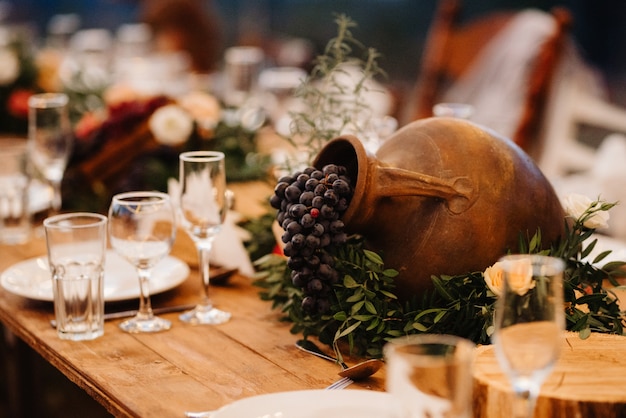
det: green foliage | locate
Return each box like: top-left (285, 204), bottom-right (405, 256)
top-left (254, 198), bottom-right (626, 359)
top-left (286, 13), bottom-right (386, 162)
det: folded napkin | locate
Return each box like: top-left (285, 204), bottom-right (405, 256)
top-left (168, 178), bottom-right (255, 277)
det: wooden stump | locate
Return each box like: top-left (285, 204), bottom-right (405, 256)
top-left (473, 332), bottom-right (626, 417)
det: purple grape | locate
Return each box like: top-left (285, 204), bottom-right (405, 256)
top-left (285, 185), bottom-right (301, 202)
top-left (274, 181), bottom-right (289, 197)
top-left (300, 213), bottom-right (315, 228)
top-left (323, 164), bottom-right (338, 175)
top-left (289, 203), bottom-right (307, 218)
top-left (305, 178), bottom-right (319, 191)
top-left (291, 233), bottom-right (305, 249)
top-left (299, 191), bottom-right (314, 206)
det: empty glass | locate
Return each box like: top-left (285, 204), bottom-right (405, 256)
top-left (492, 254), bottom-right (565, 418)
top-left (385, 334), bottom-right (475, 418)
top-left (178, 151), bottom-right (230, 325)
top-left (28, 92), bottom-right (72, 215)
top-left (108, 191), bottom-right (176, 333)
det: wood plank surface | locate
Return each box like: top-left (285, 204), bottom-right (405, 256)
top-left (0, 182), bottom-right (385, 417)
top-left (473, 332), bottom-right (626, 418)
top-left (2, 180), bottom-right (626, 417)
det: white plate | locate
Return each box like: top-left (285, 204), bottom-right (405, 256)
top-left (0, 250), bottom-right (189, 302)
top-left (210, 390), bottom-right (405, 418)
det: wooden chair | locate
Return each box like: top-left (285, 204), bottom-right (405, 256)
top-left (408, 0), bottom-right (572, 158)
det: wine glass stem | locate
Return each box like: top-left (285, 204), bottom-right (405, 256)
top-left (136, 268), bottom-right (154, 318)
top-left (50, 179), bottom-right (62, 214)
top-left (512, 388), bottom-right (537, 418)
top-left (197, 243), bottom-right (213, 308)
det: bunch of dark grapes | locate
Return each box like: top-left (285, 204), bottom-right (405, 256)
top-left (270, 164), bottom-right (354, 315)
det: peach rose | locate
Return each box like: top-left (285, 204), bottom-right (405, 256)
top-left (178, 91), bottom-right (221, 136)
top-left (0, 48), bottom-right (19, 85)
top-left (484, 258), bottom-right (535, 297)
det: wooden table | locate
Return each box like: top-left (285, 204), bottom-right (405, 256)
top-left (3, 180), bottom-right (626, 417)
top-left (473, 332), bottom-right (626, 417)
top-left (0, 181), bottom-right (385, 417)
top-left (0, 236), bottom-right (385, 417)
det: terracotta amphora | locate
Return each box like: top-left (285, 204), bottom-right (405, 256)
top-left (313, 117), bottom-right (565, 298)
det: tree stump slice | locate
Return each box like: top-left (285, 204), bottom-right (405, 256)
top-left (473, 332), bottom-right (626, 417)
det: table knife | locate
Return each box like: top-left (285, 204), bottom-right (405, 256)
top-left (49, 303), bottom-right (197, 328)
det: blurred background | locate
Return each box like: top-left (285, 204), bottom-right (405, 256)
top-left (1, 1), bottom-right (626, 417)
top-left (4, 0), bottom-right (626, 98)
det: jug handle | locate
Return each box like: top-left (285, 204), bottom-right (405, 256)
top-left (375, 165), bottom-right (476, 214)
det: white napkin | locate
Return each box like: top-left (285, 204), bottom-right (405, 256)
top-left (168, 178), bottom-right (255, 277)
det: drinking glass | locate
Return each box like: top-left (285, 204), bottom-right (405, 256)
top-left (492, 254), bottom-right (565, 418)
top-left (178, 151), bottom-right (230, 324)
top-left (28, 93), bottom-right (73, 214)
top-left (108, 191), bottom-right (176, 333)
top-left (44, 212), bottom-right (107, 341)
top-left (384, 334), bottom-right (475, 418)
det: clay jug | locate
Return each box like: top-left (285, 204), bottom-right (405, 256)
top-left (313, 117), bottom-right (565, 298)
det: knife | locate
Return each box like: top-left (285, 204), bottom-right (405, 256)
top-left (50, 303), bottom-right (197, 328)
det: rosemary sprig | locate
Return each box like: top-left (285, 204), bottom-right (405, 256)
top-left (286, 13), bottom-right (386, 163)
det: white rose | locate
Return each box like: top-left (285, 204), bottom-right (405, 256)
top-left (562, 193), bottom-right (609, 229)
top-left (148, 104), bottom-right (194, 146)
top-left (484, 259), bottom-right (535, 297)
top-left (0, 48), bottom-right (20, 86)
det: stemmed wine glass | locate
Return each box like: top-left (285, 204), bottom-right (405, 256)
top-left (28, 93), bottom-right (73, 215)
top-left (492, 254), bottom-right (565, 418)
top-left (108, 191), bottom-right (176, 333)
top-left (178, 151), bottom-right (230, 324)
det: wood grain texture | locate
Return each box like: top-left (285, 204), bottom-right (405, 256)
top-left (473, 332), bottom-right (626, 418)
top-left (0, 183), bottom-right (384, 417)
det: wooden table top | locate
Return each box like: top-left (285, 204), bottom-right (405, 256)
top-left (3, 180), bottom-right (626, 417)
top-left (0, 181), bottom-right (385, 417)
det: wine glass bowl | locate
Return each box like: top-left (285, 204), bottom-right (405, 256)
top-left (108, 191), bottom-right (176, 333)
top-left (178, 151), bottom-right (230, 325)
top-left (28, 93), bottom-right (73, 214)
top-left (492, 254), bottom-right (565, 418)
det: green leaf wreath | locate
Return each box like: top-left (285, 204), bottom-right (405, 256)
top-left (254, 197), bottom-right (626, 360)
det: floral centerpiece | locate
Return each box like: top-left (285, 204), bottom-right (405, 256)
top-left (0, 26), bottom-right (40, 134)
top-left (62, 83), bottom-right (270, 212)
top-left (253, 15), bottom-right (626, 361)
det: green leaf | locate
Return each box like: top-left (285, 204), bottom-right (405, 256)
top-left (412, 322), bottom-right (429, 332)
top-left (343, 275), bottom-right (359, 288)
top-left (579, 327), bottom-right (592, 339)
top-left (351, 300), bottom-right (365, 314)
top-left (363, 249), bottom-right (383, 264)
top-left (333, 311), bottom-right (348, 321)
top-left (364, 300), bottom-right (377, 314)
top-left (336, 321), bottom-right (362, 339)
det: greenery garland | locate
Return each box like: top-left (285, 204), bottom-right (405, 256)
top-left (247, 14), bottom-right (626, 361)
top-left (254, 199), bottom-right (626, 360)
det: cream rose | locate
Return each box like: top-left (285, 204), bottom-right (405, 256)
top-left (484, 259), bottom-right (535, 297)
top-left (562, 193), bottom-right (609, 229)
top-left (0, 48), bottom-right (20, 86)
top-left (148, 104), bottom-right (194, 146)
top-left (178, 91), bottom-right (221, 134)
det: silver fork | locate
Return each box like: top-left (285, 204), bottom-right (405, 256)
top-left (325, 376), bottom-right (353, 390)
